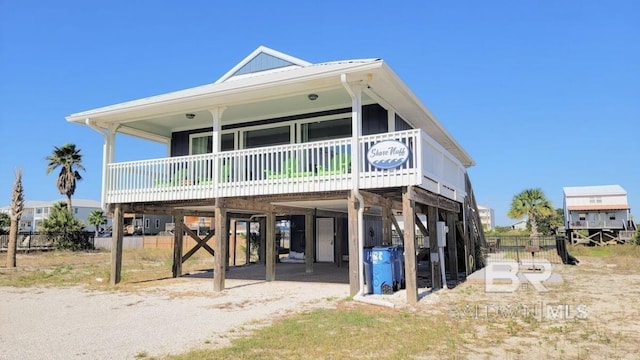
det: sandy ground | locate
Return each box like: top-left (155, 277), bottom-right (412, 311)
top-left (369, 255), bottom-right (640, 359)
top-left (2, 256), bottom-right (640, 359)
top-left (0, 274), bottom-right (348, 360)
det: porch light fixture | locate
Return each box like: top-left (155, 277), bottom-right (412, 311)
top-left (185, 113), bottom-right (196, 119)
top-left (307, 93), bottom-right (318, 101)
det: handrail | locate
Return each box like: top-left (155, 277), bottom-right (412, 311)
top-left (103, 129), bottom-right (466, 204)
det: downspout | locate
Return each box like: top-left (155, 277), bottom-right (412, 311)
top-left (341, 74), bottom-right (394, 308)
top-left (84, 118), bottom-right (110, 211)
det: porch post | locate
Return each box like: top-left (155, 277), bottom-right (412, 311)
top-left (305, 213), bottom-right (314, 273)
top-left (402, 189), bottom-right (418, 304)
top-left (382, 205), bottom-right (392, 245)
top-left (427, 205), bottom-right (442, 290)
top-left (348, 192), bottom-right (359, 296)
top-left (209, 107), bottom-right (226, 153)
top-left (245, 221), bottom-right (251, 265)
top-left (229, 219), bottom-right (237, 267)
top-left (213, 205), bottom-right (228, 292)
top-left (387, 109), bottom-right (395, 132)
top-left (225, 216), bottom-right (231, 270)
top-left (259, 217), bottom-right (266, 265)
top-left (110, 203), bottom-right (124, 286)
top-left (172, 212), bottom-right (184, 278)
top-left (266, 211), bottom-right (276, 281)
top-left (446, 212), bottom-right (459, 284)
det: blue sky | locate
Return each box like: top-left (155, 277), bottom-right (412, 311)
top-left (1, 1), bottom-right (638, 226)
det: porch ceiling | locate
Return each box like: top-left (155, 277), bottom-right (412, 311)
top-left (120, 87), bottom-right (367, 138)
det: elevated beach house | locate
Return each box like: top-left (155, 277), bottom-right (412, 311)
top-left (67, 46), bottom-right (485, 303)
top-left (563, 185), bottom-right (636, 245)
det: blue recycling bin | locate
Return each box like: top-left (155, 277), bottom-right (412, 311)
top-left (372, 246), bottom-right (395, 294)
top-left (393, 246), bottom-right (405, 290)
top-left (363, 247), bottom-right (374, 295)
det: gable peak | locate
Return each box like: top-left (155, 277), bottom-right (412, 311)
top-left (215, 46), bottom-right (311, 84)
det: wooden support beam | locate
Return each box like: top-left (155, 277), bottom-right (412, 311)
top-left (225, 216), bottom-right (231, 270)
top-left (229, 219), bottom-right (237, 267)
top-left (402, 188), bottom-right (418, 304)
top-left (427, 205), bottom-right (442, 291)
top-left (172, 213), bottom-right (184, 278)
top-left (245, 221), bottom-right (251, 265)
top-left (305, 213), bottom-right (314, 273)
top-left (457, 220), bottom-right (472, 276)
top-left (390, 214), bottom-right (404, 244)
top-left (266, 212), bottom-right (276, 281)
top-left (181, 229), bottom-right (215, 263)
top-left (348, 192), bottom-right (360, 296)
top-left (110, 204), bottom-right (124, 286)
top-left (335, 217), bottom-right (344, 268)
top-left (219, 198), bottom-right (274, 213)
top-left (415, 213), bottom-right (429, 238)
top-left (446, 212), bottom-right (458, 283)
top-left (409, 186), bottom-right (461, 213)
top-left (213, 206), bottom-right (228, 292)
top-left (252, 191), bottom-right (349, 203)
top-left (259, 217), bottom-right (266, 265)
top-left (382, 205), bottom-right (392, 245)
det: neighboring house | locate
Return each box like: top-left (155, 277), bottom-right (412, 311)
top-left (477, 205), bottom-right (495, 231)
top-left (0, 199), bottom-right (106, 233)
top-left (563, 185), bottom-right (636, 245)
top-left (510, 219), bottom-right (528, 231)
top-left (122, 213), bottom-right (173, 235)
top-left (66, 46), bottom-right (484, 303)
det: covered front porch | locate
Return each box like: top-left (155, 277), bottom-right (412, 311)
top-left (104, 129), bottom-right (465, 204)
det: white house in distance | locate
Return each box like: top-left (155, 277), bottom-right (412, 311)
top-left (65, 46), bottom-right (486, 304)
top-left (477, 205), bottom-right (495, 231)
top-left (0, 199), bottom-right (104, 233)
top-left (510, 219), bottom-right (528, 231)
top-left (563, 185), bottom-right (636, 245)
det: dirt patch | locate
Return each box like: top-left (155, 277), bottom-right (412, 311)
top-left (0, 276), bottom-right (348, 360)
top-left (421, 256), bottom-right (640, 359)
top-left (2, 251), bottom-right (639, 359)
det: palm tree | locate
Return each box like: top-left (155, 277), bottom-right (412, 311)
top-left (508, 188), bottom-right (555, 238)
top-left (7, 169), bottom-right (24, 267)
top-left (88, 209), bottom-right (107, 238)
top-left (39, 202), bottom-right (86, 250)
top-left (46, 144), bottom-right (85, 212)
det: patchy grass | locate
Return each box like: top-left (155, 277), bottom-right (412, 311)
top-left (0, 248), bottom-right (215, 289)
top-left (165, 304), bottom-right (471, 360)
top-left (3, 245), bottom-right (640, 359)
top-left (569, 244), bottom-right (640, 271)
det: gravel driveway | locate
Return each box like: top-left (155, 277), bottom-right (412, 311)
top-left (0, 275), bottom-right (348, 359)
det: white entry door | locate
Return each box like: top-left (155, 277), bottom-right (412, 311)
top-left (316, 218), bottom-right (334, 262)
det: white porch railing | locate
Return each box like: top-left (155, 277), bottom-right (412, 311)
top-left (105, 129), bottom-right (465, 204)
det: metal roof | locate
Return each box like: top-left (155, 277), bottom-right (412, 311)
top-left (66, 46), bottom-right (475, 167)
top-left (563, 185), bottom-right (627, 197)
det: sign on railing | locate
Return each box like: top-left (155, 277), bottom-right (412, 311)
top-left (104, 129), bottom-right (465, 203)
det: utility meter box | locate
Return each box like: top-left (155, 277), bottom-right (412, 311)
top-left (436, 221), bottom-right (448, 247)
